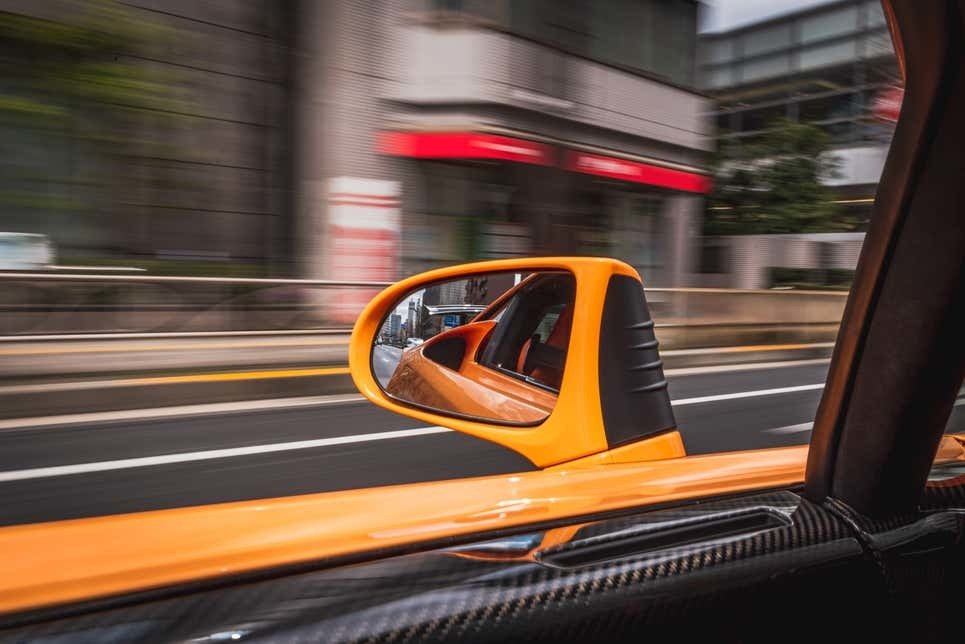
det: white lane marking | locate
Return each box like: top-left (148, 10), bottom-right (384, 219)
top-left (0, 383), bottom-right (830, 481)
top-left (0, 330), bottom-right (344, 342)
top-left (0, 395), bottom-right (367, 432)
top-left (0, 426), bottom-right (451, 483)
top-left (665, 358), bottom-right (829, 378)
top-left (765, 422), bottom-right (814, 435)
top-left (670, 383), bottom-right (824, 406)
top-left (764, 394), bottom-right (965, 435)
top-left (1, 381), bottom-right (833, 432)
top-left (663, 342), bottom-right (834, 356)
top-left (0, 356), bottom-right (826, 395)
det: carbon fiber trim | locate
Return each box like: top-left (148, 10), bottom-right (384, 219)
top-left (819, 476), bottom-right (965, 634)
top-left (0, 491), bottom-right (876, 642)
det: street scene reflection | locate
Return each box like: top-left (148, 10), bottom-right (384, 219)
top-left (375, 272), bottom-right (574, 424)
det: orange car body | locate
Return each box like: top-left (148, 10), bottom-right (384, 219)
top-left (2, 434), bottom-right (960, 616)
top-left (385, 319), bottom-right (557, 424)
top-left (0, 444), bottom-right (812, 615)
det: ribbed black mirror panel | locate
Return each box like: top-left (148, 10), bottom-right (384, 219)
top-left (598, 275), bottom-right (676, 447)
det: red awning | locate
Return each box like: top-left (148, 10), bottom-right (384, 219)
top-left (378, 132), bottom-right (553, 166)
top-left (564, 151), bottom-right (712, 194)
top-left (378, 131), bottom-right (711, 193)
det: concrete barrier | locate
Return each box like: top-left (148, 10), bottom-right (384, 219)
top-left (648, 287), bottom-right (846, 349)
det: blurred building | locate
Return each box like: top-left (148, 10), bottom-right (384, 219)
top-left (698, 0), bottom-right (899, 221)
top-left (298, 0), bottom-right (713, 288)
top-left (0, 1), bottom-right (295, 275)
top-left (2, 0), bottom-right (712, 288)
top-left (695, 0), bottom-right (899, 288)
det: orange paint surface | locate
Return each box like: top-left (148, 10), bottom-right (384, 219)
top-left (0, 444), bottom-right (808, 616)
top-left (553, 430), bottom-right (687, 467)
top-left (385, 320), bottom-right (556, 424)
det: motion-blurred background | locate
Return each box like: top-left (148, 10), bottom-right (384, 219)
top-left (2, 1), bottom-right (941, 528)
top-left (1, 0), bottom-right (897, 283)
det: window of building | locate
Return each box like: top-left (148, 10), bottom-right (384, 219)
top-left (799, 5), bottom-right (859, 44)
top-left (864, 0), bottom-right (887, 28)
top-left (741, 23), bottom-right (791, 58)
top-left (741, 53), bottom-right (790, 83)
top-left (862, 31), bottom-right (894, 59)
top-left (700, 37), bottom-right (735, 65)
top-left (508, 0), bottom-right (590, 53)
top-left (799, 40), bottom-right (857, 71)
top-left (424, 0), bottom-right (699, 87)
top-left (706, 65), bottom-right (735, 89)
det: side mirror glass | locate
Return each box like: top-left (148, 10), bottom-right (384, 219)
top-left (373, 271), bottom-right (575, 425)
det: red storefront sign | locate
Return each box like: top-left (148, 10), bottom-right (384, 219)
top-left (379, 131), bottom-right (712, 193)
top-left (378, 131), bottom-right (553, 166)
top-left (564, 151), bottom-right (712, 194)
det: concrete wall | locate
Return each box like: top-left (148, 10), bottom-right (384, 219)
top-left (697, 233), bottom-right (866, 289)
top-left (649, 287), bottom-right (848, 348)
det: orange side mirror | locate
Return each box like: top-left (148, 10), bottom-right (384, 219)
top-left (350, 257), bottom-right (681, 468)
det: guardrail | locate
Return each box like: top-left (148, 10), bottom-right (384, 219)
top-left (0, 273), bottom-right (848, 345)
top-left (0, 272), bottom-right (393, 336)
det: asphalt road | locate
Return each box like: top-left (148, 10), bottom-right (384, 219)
top-left (373, 343), bottom-right (403, 387)
top-left (1, 359), bottom-right (962, 527)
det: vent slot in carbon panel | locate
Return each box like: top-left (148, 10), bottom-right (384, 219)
top-left (598, 274), bottom-right (676, 447)
top-left (538, 510), bottom-right (790, 569)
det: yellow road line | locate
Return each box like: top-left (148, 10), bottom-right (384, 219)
top-left (0, 368), bottom-right (352, 394)
top-left (31, 367), bottom-right (353, 390)
top-left (711, 343), bottom-right (832, 353)
top-left (134, 367), bottom-right (351, 386)
top-left (0, 338), bottom-right (348, 356)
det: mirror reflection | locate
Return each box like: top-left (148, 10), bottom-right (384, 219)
top-left (373, 271), bottom-right (575, 425)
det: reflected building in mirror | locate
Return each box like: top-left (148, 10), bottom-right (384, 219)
top-left (389, 313), bottom-right (402, 343)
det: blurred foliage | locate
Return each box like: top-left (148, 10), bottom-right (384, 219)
top-left (706, 119), bottom-right (859, 235)
top-left (0, 2), bottom-right (182, 129)
top-left (0, 1), bottom-right (186, 205)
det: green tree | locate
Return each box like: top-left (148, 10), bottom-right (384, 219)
top-left (705, 119), bottom-right (858, 235)
top-left (0, 1), bottom-right (185, 221)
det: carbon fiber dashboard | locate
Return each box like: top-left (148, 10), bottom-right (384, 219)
top-left (0, 490), bottom-right (889, 643)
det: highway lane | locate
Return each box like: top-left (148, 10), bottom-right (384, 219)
top-left (373, 343), bottom-right (403, 387)
top-left (0, 359), bottom-right (961, 527)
